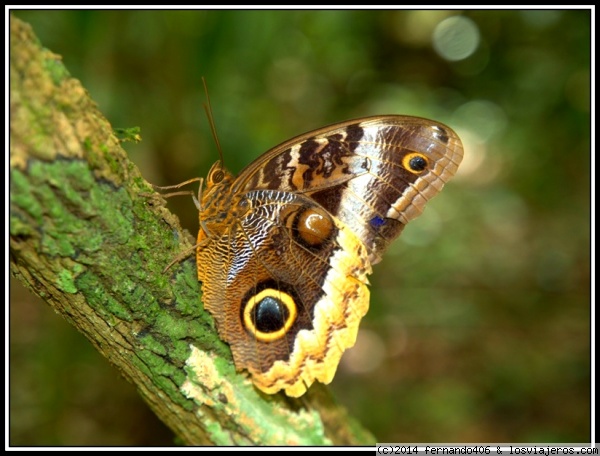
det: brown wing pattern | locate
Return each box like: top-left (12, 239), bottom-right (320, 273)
top-left (194, 115), bottom-right (463, 396)
top-left (234, 116), bottom-right (463, 263)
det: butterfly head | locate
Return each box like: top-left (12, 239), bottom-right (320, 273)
top-left (197, 161), bottom-right (243, 239)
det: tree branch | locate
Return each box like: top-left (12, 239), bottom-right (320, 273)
top-left (9, 15), bottom-right (375, 446)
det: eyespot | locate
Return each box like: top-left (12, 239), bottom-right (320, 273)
top-left (243, 289), bottom-right (297, 342)
top-left (294, 207), bottom-right (334, 248)
top-left (402, 152), bottom-right (429, 174)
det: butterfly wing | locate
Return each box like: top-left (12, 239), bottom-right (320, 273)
top-left (196, 116), bottom-right (463, 396)
top-left (232, 116), bottom-right (464, 263)
top-left (198, 190), bottom-right (371, 397)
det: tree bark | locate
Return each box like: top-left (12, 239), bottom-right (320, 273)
top-left (9, 15), bottom-right (376, 446)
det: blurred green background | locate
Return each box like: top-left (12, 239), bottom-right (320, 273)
top-left (10, 10), bottom-right (591, 445)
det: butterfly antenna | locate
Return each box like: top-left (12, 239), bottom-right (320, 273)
top-left (202, 77), bottom-right (224, 167)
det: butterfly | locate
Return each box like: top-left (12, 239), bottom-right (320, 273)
top-left (192, 115), bottom-right (463, 397)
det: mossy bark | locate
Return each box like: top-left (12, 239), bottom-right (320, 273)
top-left (9, 15), bottom-right (376, 446)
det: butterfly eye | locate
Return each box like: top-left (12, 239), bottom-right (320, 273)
top-left (402, 152), bottom-right (429, 174)
top-left (211, 169), bottom-right (225, 183)
top-left (243, 289), bottom-right (297, 342)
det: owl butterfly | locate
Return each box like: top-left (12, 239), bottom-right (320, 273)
top-left (194, 115), bottom-right (463, 397)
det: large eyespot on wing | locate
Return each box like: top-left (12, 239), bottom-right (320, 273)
top-left (197, 190), bottom-right (372, 397)
top-left (231, 116), bottom-right (463, 264)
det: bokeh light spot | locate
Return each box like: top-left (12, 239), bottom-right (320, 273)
top-left (433, 16), bottom-right (480, 61)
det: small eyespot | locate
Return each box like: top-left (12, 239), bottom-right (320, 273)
top-left (402, 152), bottom-right (429, 174)
top-left (370, 215), bottom-right (386, 228)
